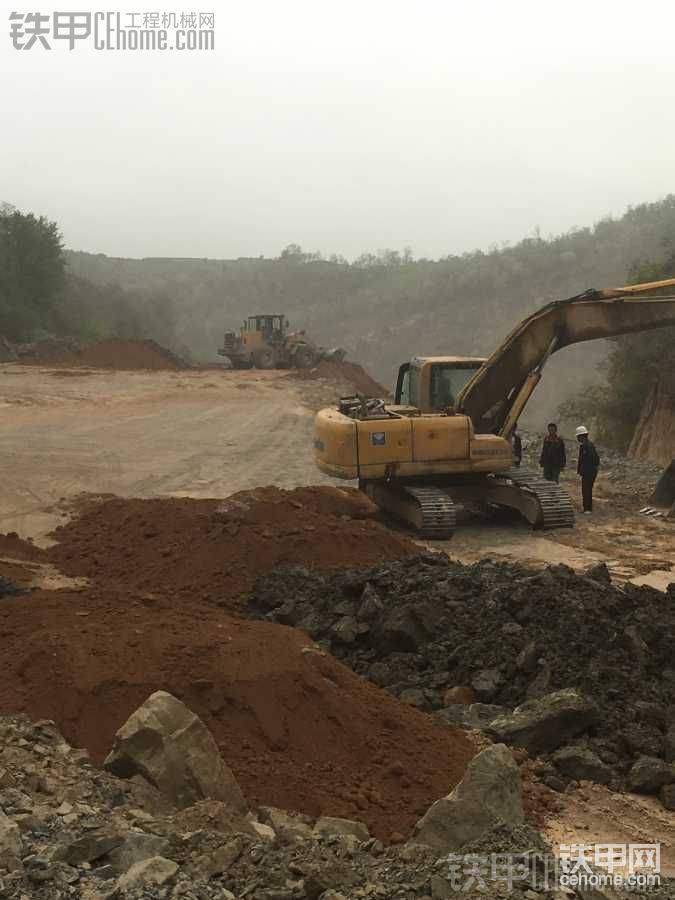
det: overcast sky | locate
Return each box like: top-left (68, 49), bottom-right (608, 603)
top-left (2, 0), bottom-right (675, 259)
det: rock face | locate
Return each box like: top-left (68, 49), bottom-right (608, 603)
top-left (488, 689), bottom-right (598, 755)
top-left (413, 744), bottom-right (523, 852)
top-left (104, 691), bottom-right (247, 811)
top-left (628, 379), bottom-right (675, 468)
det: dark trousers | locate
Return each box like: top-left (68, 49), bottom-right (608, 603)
top-left (543, 465), bottom-right (560, 483)
top-left (581, 473), bottom-right (597, 511)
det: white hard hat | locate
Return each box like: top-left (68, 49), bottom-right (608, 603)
top-left (575, 425), bottom-right (589, 436)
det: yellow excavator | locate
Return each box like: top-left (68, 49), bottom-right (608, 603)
top-left (313, 278), bottom-right (675, 538)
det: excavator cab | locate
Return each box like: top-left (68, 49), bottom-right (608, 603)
top-left (395, 357), bottom-right (486, 413)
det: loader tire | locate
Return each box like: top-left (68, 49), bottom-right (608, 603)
top-left (293, 346), bottom-right (317, 369)
top-left (231, 357), bottom-right (253, 370)
top-left (253, 348), bottom-right (277, 369)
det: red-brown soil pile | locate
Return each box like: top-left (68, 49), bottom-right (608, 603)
top-left (48, 486), bottom-right (417, 610)
top-left (0, 531), bottom-right (45, 562)
top-left (293, 360), bottom-right (389, 397)
top-left (0, 488), bottom-right (476, 841)
top-left (0, 589), bottom-right (475, 841)
top-left (24, 337), bottom-right (188, 371)
top-left (0, 531), bottom-right (46, 587)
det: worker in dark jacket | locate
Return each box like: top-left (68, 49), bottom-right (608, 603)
top-left (539, 423), bottom-right (566, 482)
top-left (576, 425), bottom-right (600, 513)
top-left (512, 425), bottom-right (522, 467)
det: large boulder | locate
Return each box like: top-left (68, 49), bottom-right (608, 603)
top-left (104, 691), bottom-right (247, 811)
top-left (488, 689), bottom-right (598, 754)
top-left (57, 830), bottom-right (123, 865)
top-left (108, 832), bottom-right (171, 874)
top-left (313, 816), bottom-right (370, 842)
top-left (552, 745), bottom-right (612, 785)
top-left (371, 605), bottom-right (431, 653)
top-left (413, 744), bottom-right (523, 852)
top-left (627, 756), bottom-right (675, 794)
top-left (257, 806), bottom-right (314, 844)
top-left (117, 855), bottom-right (178, 890)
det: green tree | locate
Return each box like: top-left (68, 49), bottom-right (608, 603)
top-left (0, 205), bottom-right (65, 340)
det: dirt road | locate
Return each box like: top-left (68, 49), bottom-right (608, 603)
top-left (0, 365), bottom-right (333, 542)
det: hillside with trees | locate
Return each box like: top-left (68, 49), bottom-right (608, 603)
top-left (64, 194), bottom-right (675, 425)
top-left (3, 196), bottom-right (675, 436)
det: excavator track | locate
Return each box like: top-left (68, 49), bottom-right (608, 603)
top-left (364, 482), bottom-right (456, 539)
top-left (493, 467), bottom-right (575, 529)
top-left (404, 486), bottom-right (457, 539)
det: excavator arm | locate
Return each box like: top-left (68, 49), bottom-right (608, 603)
top-left (456, 277), bottom-right (675, 437)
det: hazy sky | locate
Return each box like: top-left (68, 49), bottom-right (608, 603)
top-left (3, 0), bottom-right (675, 259)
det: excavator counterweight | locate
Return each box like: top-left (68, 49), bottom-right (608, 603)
top-left (313, 278), bottom-right (675, 538)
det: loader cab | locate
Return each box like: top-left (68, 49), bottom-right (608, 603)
top-left (245, 314), bottom-right (288, 339)
top-left (396, 356), bottom-right (486, 413)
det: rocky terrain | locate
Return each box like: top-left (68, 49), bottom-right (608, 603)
top-left (2, 697), bottom-right (673, 900)
top-left (251, 554), bottom-right (675, 803)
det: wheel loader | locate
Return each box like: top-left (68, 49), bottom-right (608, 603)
top-left (313, 278), bottom-right (675, 538)
top-left (218, 313), bottom-right (345, 370)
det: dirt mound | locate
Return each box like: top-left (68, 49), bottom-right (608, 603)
top-left (0, 530), bottom-right (45, 561)
top-left (23, 337), bottom-right (189, 371)
top-left (293, 359), bottom-right (389, 397)
top-left (48, 486), bottom-right (417, 610)
top-left (0, 590), bottom-right (476, 842)
top-left (251, 554), bottom-right (675, 791)
top-left (0, 531), bottom-right (46, 588)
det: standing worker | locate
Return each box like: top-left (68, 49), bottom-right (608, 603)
top-left (512, 425), bottom-right (522, 467)
top-left (539, 423), bottom-right (566, 483)
top-left (576, 425), bottom-right (600, 514)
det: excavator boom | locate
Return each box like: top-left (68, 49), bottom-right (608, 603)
top-left (457, 277), bottom-right (675, 436)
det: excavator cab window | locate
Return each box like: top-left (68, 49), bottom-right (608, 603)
top-left (395, 363), bottom-right (420, 406)
top-left (429, 364), bottom-right (482, 411)
top-left (396, 363), bottom-right (411, 404)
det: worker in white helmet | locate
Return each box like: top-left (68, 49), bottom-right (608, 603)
top-left (576, 426), bottom-right (600, 514)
